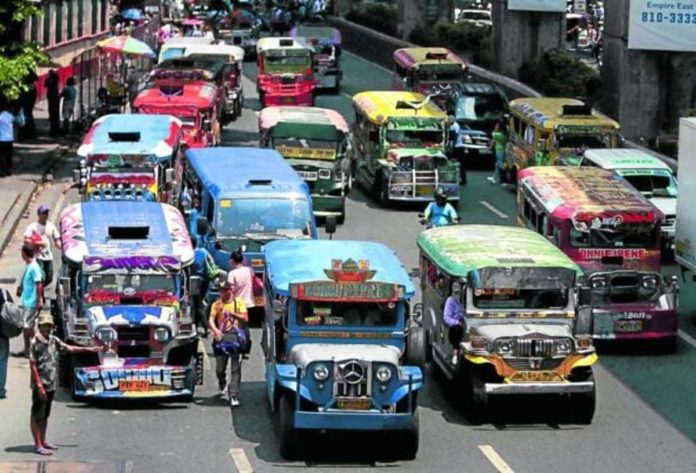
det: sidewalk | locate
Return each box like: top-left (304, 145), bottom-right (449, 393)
top-left (0, 100), bottom-right (75, 256)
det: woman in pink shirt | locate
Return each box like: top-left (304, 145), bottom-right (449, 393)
top-left (227, 249), bottom-right (254, 309)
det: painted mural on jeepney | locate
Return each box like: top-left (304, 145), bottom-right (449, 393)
top-left (83, 255), bottom-right (182, 273)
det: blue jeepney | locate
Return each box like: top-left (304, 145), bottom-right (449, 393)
top-left (75, 114), bottom-right (184, 204)
top-left (183, 147), bottom-right (318, 307)
top-left (56, 202), bottom-right (203, 400)
top-left (262, 240), bottom-right (423, 460)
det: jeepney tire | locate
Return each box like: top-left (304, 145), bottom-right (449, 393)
top-left (406, 326), bottom-right (427, 370)
top-left (463, 366), bottom-right (488, 425)
top-left (571, 374), bottom-right (596, 425)
top-left (656, 336), bottom-right (677, 354)
top-left (278, 392), bottom-right (302, 460)
top-left (400, 407), bottom-right (420, 460)
top-left (379, 181), bottom-right (391, 207)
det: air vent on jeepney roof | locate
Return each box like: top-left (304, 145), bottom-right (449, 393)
top-left (108, 131), bottom-right (141, 142)
top-left (279, 39), bottom-right (294, 47)
top-left (425, 52), bottom-right (448, 60)
top-left (107, 226), bottom-right (150, 240)
top-left (562, 104), bottom-right (592, 116)
top-left (248, 179), bottom-right (273, 186)
top-left (158, 84), bottom-right (184, 97)
top-left (496, 258), bottom-right (535, 264)
top-left (395, 100), bottom-right (422, 110)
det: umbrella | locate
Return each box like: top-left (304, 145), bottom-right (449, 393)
top-left (98, 35), bottom-right (156, 58)
top-left (121, 8), bottom-right (144, 21)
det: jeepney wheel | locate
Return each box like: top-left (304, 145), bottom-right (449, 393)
top-left (278, 392), bottom-right (302, 460)
top-left (406, 326), bottom-right (427, 370)
top-left (503, 165), bottom-right (516, 185)
top-left (656, 336), bottom-right (677, 354)
top-left (570, 373), bottom-right (596, 425)
top-left (400, 407), bottom-right (420, 460)
top-left (463, 365), bottom-right (488, 425)
top-left (379, 181), bottom-right (390, 207)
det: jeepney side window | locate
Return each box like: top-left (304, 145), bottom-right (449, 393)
top-left (426, 260), bottom-right (445, 296)
top-left (206, 197), bottom-right (215, 224)
top-left (538, 212), bottom-right (548, 235)
top-left (523, 122), bottom-right (535, 145)
top-left (368, 124), bottom-right (380, 144)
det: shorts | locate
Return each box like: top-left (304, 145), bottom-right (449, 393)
top-left (22, 307), bottom-right (39, 330)
top-left (31, 388), bottom-right (55, 419)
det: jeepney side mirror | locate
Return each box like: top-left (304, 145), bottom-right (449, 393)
top-left (59, 276), bottom-right (71, 299)
top-left (202, 119), bottom-right (212, 131)
top-left (272, 299), bottom-right (286, 321)
top-left (325, 216), bottom-right (337, 238)
top-left (196, 216), bottom-right (209, 236)
top-left (577, 285), bottom-right (592, 307)
top-left (165, 168), bottom-right (175, 184)
top-left (537, 138), bottom-right (547, 152)
top-left (189, 275), bottom-right (201, 297)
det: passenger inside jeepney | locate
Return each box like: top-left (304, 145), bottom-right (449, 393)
top-left (297, 302), bottom-right (397, 326)
top-left (555, 133), bottom-right (610, 150)
top-left (386, 129), bottom-right (443, 148)
top-left (472, 287), bottom-right (568, 310)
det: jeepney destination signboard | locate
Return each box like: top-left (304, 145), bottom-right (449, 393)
top-left (290, 281), bottom-right (401, 302)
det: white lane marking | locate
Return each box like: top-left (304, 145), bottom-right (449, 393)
top-left (229, 448), bottom-right (254, 473)
top-left (480, 200), bottom-right (509, 219)
top-left (340, 91), bottom-right (353, 101)
top-left (345, 50), bottom-right (393, 75)
top-left (678, 329), bottom-right (696, 349)
top-left (478, 445), bottom-right (514, 473)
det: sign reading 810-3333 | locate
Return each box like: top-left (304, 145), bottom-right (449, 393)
top-left (629, 0), bottom-right (696, 51)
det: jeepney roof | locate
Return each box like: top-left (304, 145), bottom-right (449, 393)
top-left (156, 57), bottom-right (227, 76)
top-left (77, 114), bottom-right (182, 161)
top-left (257, 37), bottom-right (314, 53)
top-left (162, 36), bottom-right (214, 47)
top-left (582, 148), bottom-right (672, 171)
top-left (60, 201), bottom-right (193, 267)
top-left (290, 25), bottom-right (341, 45)
top-left (183, 43), bottom-right (245, 62)
top-left (352, 91), bottom-right (447, 125)
top-left (393, 47), bottom-right (466, 69)
top-left (133, 82), bottom-right (218, 110)
top-left (517, 166), bottom-right (660, 220)
top-left (259, 106), bottom-right (349, 134)
top-left (264, 240), bottom-right (415, 298)
top-left (417, 225), bottom-right (582, 278)
top-left (508, 97), bottom-right (619, 130)
top-left (184, 147), bottom-right (308, 199)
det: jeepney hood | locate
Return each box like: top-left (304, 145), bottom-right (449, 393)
top-left (474, 323), bottom-right (574, 342)
top-left (86, 305), bottom-right (177, 330)
top-left (651, 196), bottom-right (676, 218)
top-left (383, 147), bottom-right (447, 167)
top-left (290, 158), bottom-right (337, 169)
top-left (288, 343), bottom-right (401, 370)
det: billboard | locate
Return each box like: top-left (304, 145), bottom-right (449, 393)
top-left (629, 0), bottom-right (696, 51)
top-left (508, 0), bottom-right (566, 12)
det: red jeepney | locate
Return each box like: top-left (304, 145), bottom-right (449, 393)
top-left (256, 37), bottom-right (315, 107)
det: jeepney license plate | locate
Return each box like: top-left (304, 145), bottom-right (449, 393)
top-left (119, 380), bottom-right (150, 392)
top-left (510, 371), bottom-right (564, 382)
top-left (615, 320), bottom-right (643, 332)
top-left (297, 171), bottom-right (318, 181)
top-left (281, 96), bottom-right (295, 104)
top-left (336, 397), bottom-right (371, 410)
top-left (416, 186), bottom-right (433, 196)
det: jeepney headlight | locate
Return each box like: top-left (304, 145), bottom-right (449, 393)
top-left (495, 338), bottom-right (513, 354)
top-left (555, 338), bottom-right (573, 355)
top-left (591, 276), bottom-right (607, 289)
top-left (318, 169), bottom-right (332, 180)
top-left (375, 365), bottom-right (392, 384)
top-left (229, 91), bottom-right (238, 99)
top-left (576, 335), bottom-right (593, 349)
top-left (313, 364), bottom-right (330, 381)
top-left (463, 134), bottom-right (473, 144)
top-left (96, 327), bottom-right (116, 342)
top-left (469, 336), bottom-right (488, 351)
top-left (154, 327), bottom-right (171, 343)
top-left (642, 276), bottom-right (658, 289)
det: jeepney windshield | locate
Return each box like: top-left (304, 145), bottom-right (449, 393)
top-left (263, 50), bottom-right (311, 72)
top-left (385, 128), bottom-right (443, 148)
top-left (472, 287), bottom-right (569, 310)
top-left (417, 64), bottom-right (463, 82)
top-left (85, 273), bottom-right (177, 296)
top-left (556, 132), bottom-right (612, 150)
top-left (455, 93), bottom-right (506, 121)
top-left (617, 170), bottom-right (677, 198)
top-left (216, 197), bottom-right (313, 238)
top-left (569, 223), bottom-right (660, 249)
top-left (296, 301), bottom-right (398, 327)
top-left (160, 47), bottom-right (186, 62)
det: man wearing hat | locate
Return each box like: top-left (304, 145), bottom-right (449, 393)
top-left (208, 280), bottom-right (247, 407)
top-left (23, 204), bottom-right (61, 290)
top-left (29, 314), bottom-right (102, 455)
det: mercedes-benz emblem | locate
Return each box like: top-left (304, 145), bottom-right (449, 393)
top-left (340, 361), bottom-right (364, 385)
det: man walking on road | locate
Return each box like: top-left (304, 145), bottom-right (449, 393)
top-left (45, 70), bottom-right (60, 137)
top-left (0, 102), bottom-right (15, 177)
top-left (448, 116), bottom-right (467, 185)
top-left (0, 288), bottom-right (9, 399)
top-left (14, 245), bottom-right (44, 358)
top-left (24, 205), bottom-right (61, 292)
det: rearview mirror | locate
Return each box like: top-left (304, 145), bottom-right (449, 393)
top-left (165, 168), bottom-right (175, 184)
top-left (189, 275), bottom-right (202, 297)
top-left (325, 216), bottom-right (337, 237)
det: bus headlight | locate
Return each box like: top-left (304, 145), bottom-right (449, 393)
top-left (375, 365), bottom-right (392, 383)
top-left (154, 327), bottom-right (171, 343)
top-left (313, 364), bottom-right (330, 381)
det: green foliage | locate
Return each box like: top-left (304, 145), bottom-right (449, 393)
top-left (519, 49), bottom-right (601, 99)
top-left (408, 21), bottom-right (492, 68)
top-left (345, 2), bottom-right (399, 37)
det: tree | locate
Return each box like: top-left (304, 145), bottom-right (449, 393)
top-left (0, 0), bottom-right (48, 101)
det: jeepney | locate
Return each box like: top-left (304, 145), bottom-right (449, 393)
top-left (392, 47), bottom-right (467, 109)
top-left (256, 37), bottom-right (316, 107)
top-left (158, 36), bottom-right (214, 64)
top-left (184, 44), bottom-right (246, 120)
top-left (133, 81), bottom-right (222, 148)
top-left (517, 166), bottom-right (678, 350)
top-left (55, 201), bottom-right (203, 400)
top-left (502, 98), bottom-right (620, 183)
top-left (563, 148), bottom-right (677, 254)
top-left (415, 225), bottom-right (597, 423)
top-left (290, 24), bottom-right (342, 93)
top-left (263, 240), bottom-right (423, 459)
top-left (74, 114), bottom-right (183, 204)
top-left (259, 106), bottom-right (353, 223)
top-left (352, 91), bottom-right (459, 205)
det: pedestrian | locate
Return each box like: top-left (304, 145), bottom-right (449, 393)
top-left (126, 67), bottom-right (139, 112)
top-left (0, 101), bottom-right (16, 177)
top-left (23, 205), bottom-right (61, 292)
top-left (448, 116), bottom-right (467, 185)
top-left (60, 77), bottom-right (77, 133)
top-left (20, 71), bottom-right (38, 139)
top-left (45, 70), bottom-right (60, 137)
top-left (190, 235), bottom-right (221, 335)
top-left (29, 313), bottom-right (102, 455)
top-left (209, 281), bottom-right (248, 407)
top-left (185, 194), bottom-right (202, 236)
top-left (227, 248), bottom-right (255, 311)
top-left (443, 283), bottom-right (465, 365)
top-left (488, 121), bottom-right (507, 184)
top-left (13, 245), bottom-right (44, 358)
top-left (0, 288), bottom-right (9, 399)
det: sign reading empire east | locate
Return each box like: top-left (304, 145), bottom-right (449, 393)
top-left (629, 0), bottom-right (696, 51)
top-left (508, 0), bottom-right (566, 12)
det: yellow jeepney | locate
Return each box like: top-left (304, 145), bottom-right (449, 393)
top-left (502, 98), bottom-right (620, 183)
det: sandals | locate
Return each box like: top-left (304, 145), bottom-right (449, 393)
top-left (43, 442), bottom-right (59, 450)
top-left (34, 447), bottom-right (53, 456)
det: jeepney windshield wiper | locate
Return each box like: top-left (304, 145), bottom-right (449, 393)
top-left (238, 232), bottom-right (291, 242)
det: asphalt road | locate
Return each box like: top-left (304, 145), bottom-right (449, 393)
top-left (0, 51), bottom-right (695, 473)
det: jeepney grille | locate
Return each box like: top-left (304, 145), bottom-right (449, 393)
top-left (117, 345), bottom-right (151, 358)
top-left (281, 75), bottom-right (297, 85)
top-left (514, 338), bottom-right (555, 357)
top-left (505, 358), bottom-right (563, 371)
top-left (334, 360), bottom-right (370, 398)
top-left (116, 326), bottom-right (150, 342)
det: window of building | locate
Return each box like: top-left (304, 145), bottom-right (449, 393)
top-left (77, 0), bottom-right (84, 38)
top-left (43, 3), bottom-right (51, 47)
top-left (55, 1), bottom-right (63, 44)
top-left (92, 0), bottom-right (98, 34)
top-left (30, 16), bottom-right (39, 43)
top-left (67, 0), bottom-right (74, 41)
top-left (101, 0), bottom-right (107, 33)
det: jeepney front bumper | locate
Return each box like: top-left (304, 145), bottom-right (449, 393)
top-left (388, 170), bottom-right (459, 201)
top-left (485, 381), bottom-right (595, 395)
top-left (73, 364), bottom-right (194, 399)
top-left (294, 410), bottom-right (416, 431)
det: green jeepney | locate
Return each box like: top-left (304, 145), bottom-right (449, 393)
top-left (259, 106), bottom-right (353, 223)
top-left (351, 91), bottom-right (460, 206)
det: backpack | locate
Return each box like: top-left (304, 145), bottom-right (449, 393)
top-left (0, 289), bottom-right (23, 338)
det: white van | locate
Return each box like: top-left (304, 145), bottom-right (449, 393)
top-left (579, 148), bottom-right (677, 250)
top-left (158, 36), bottom-right (214, 64)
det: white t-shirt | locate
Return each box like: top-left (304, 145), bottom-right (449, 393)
top-left (24, 221), bottom-right (59, 261)
top-left (227, 266), bottom-right (255, 308)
